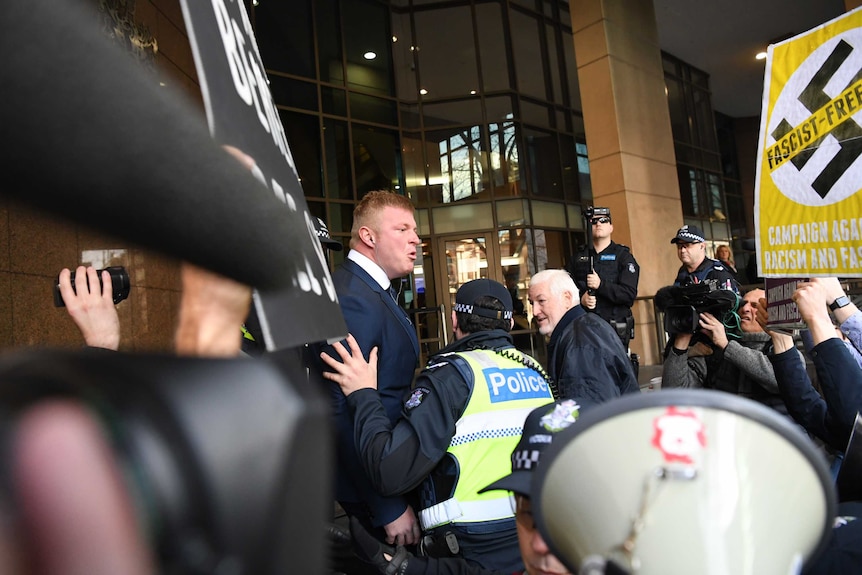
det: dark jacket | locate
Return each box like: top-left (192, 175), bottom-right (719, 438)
top-left (673, 256), bottom-right (739, 292)
top-left (546, 306), bottom-right (640, 402)
top-left (804, 501), bottom-right (862, 575)
top-left (662, 331), bottom-right (794, 416)
top-left (346, 328), bottom-right (551, 573)
top-left (770, 338), bottom-right (862, 453)
top-left (566, 241), bottom-right (640, 323)
top-left (323, 257), bottom-right (420, 528)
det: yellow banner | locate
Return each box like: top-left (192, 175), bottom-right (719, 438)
top-left (755, 7), bottom-right (862, 278)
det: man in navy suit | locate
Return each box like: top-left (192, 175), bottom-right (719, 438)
top-left (326, 190), bottom-right (422, 548)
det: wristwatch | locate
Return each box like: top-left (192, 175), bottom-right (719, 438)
top-left (829, 295), bottom-right (851, 311)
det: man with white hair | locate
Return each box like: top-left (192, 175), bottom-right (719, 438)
top-left (528, 269), bottom-right (640, 402)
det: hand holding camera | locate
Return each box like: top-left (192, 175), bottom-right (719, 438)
top-left (55, 266), bottom-right (128, 350)
top-left (54, 266), bottom-right (130, 307)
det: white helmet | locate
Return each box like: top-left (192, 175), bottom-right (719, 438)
top-left (532, 389), bottom-right (835, 575)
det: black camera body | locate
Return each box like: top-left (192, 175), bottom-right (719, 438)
top-left (657, 282), bottom-right (740, 335)
top-left (54, 265), bottom-right (131, 307)
top-left (583, 206), bottom-right (610, 221)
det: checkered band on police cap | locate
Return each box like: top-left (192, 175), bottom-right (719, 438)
top-left (478, 398), bottom-right (593, 495)
top-left (670, 224), bottom-right (706, 245)
top-left (454, 278), bottom-right (514, 320)
top-left (314, 217), bottom-right (343, 251)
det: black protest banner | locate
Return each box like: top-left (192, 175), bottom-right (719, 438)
top-left (180, 0), bottom-right (346, 349)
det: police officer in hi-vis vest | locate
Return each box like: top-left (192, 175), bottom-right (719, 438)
top-left (321, 279), bottom-right (556, 573)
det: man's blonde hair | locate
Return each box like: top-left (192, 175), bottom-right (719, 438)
top-left (349, 190), bottom-right (415, 248)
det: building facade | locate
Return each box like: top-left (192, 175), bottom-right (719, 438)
top-left (0, 0), bottom-right (775, 366)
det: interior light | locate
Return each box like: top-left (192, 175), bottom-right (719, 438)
top-left (364, 51), bottom-right (377, 60)
top-left (419, 88), bottom-right (428, 95)
top-left (392, 36), bottom-right (398, 43)
top-left (470, 90), bottom-right (477, 95)
top-left (755, 51), bottom-right (768, 60)
top-left (252, 0), bottom-right (259, 5)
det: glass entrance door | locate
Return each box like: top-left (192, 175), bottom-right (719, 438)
top-left (436, 234), bottom-right (501, 337)
top-left (434, 230), bottom-right (540, 360)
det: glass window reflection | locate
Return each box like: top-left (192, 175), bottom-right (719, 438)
top-left (414, 6), bottom-right (478, 100)
top-left (352, 124), bottom-right (402, 196)
top-left (343, 0), bottom-right (394, 96)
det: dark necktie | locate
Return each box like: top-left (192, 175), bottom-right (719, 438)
top-left (388, 285), bottom-right (398, 302)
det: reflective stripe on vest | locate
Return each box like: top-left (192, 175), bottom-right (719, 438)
top-left (419, 348), bottom-right (554, 528)
top-left (419, 494), bottom-right (516, 531)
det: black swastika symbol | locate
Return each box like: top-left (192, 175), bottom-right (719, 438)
top-left (770, 39), bottom-right (862, 199)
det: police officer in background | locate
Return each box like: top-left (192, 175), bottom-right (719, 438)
top-left (566, 207), bottom-right (640, 351)
top-left (670, 224), bottom-right (738, 291)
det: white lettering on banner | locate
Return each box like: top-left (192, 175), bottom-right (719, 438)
top-left (810, 248), bottom-right (839, 269)
top-left (211, 0), bottom-right (296, 173)
top-left (834, 219), bottom-right (862, 241)
top-left (769, 302), bottom-right (801, 322)
top-left (763, 249), bottom-right (807, 270)
top-left (767, 221), bottom-right (829, 245)
top-left (207, 0), bottom-right (334, 302)
top-left (767, 282), bottom-right (798, 302)
top-left (840, 246), bottom-right (862, 269)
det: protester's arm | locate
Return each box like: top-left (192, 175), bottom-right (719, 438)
top-left (795, 281), bottom-right (838, 346)
top-left (789, 282), bottom-right (862, 449)
top-left (808, 339), bottom-right (862, 450)
top-left (813, 277), bottom-right (859, 327)
top-left (661, 333), bottom-right (707, 389)
top-left (767, 348), bottom-right (846, 449)
top-left (174, 263), bottom-right (251, 357)
top-left (58, 266), bottom-right (121, 350)
top-left (323, 335), bottom-right (459, 497)
top-left (722, 339), bottom-right (780, 393)
top-left (811, 277), bottom-right (862, 350)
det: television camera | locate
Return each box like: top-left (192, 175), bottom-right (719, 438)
top-left (655, 282), bottom-right (740, 335)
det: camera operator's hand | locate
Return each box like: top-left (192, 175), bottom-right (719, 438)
top-left (698, 312), bottom-right (729, 349)
top-left (581, 292), bottom-right (597, 310)
top-left (320, 333), bottom-right (379, 395)
top-left (673, 332), bottom-right (693, 352)
top-left (59, 266), bottom-right (121, 350)
top-left (586, 271), bottom-right (601, 291)
top-left (793, 281), bottom-right (837, 346)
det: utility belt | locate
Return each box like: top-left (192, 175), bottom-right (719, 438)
top-left (609, 315), bottom-right (635, 340)
top-left (418, 496), bottom-right (514, 531)
top-left (419, 530), bottom-right (460, 559)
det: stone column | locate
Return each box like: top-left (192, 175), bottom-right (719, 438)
top-left (571, 0), bottom-right (683, 366)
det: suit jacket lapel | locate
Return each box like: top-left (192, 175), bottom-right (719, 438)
top-left (342, 260), bottom-right (420, 356)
